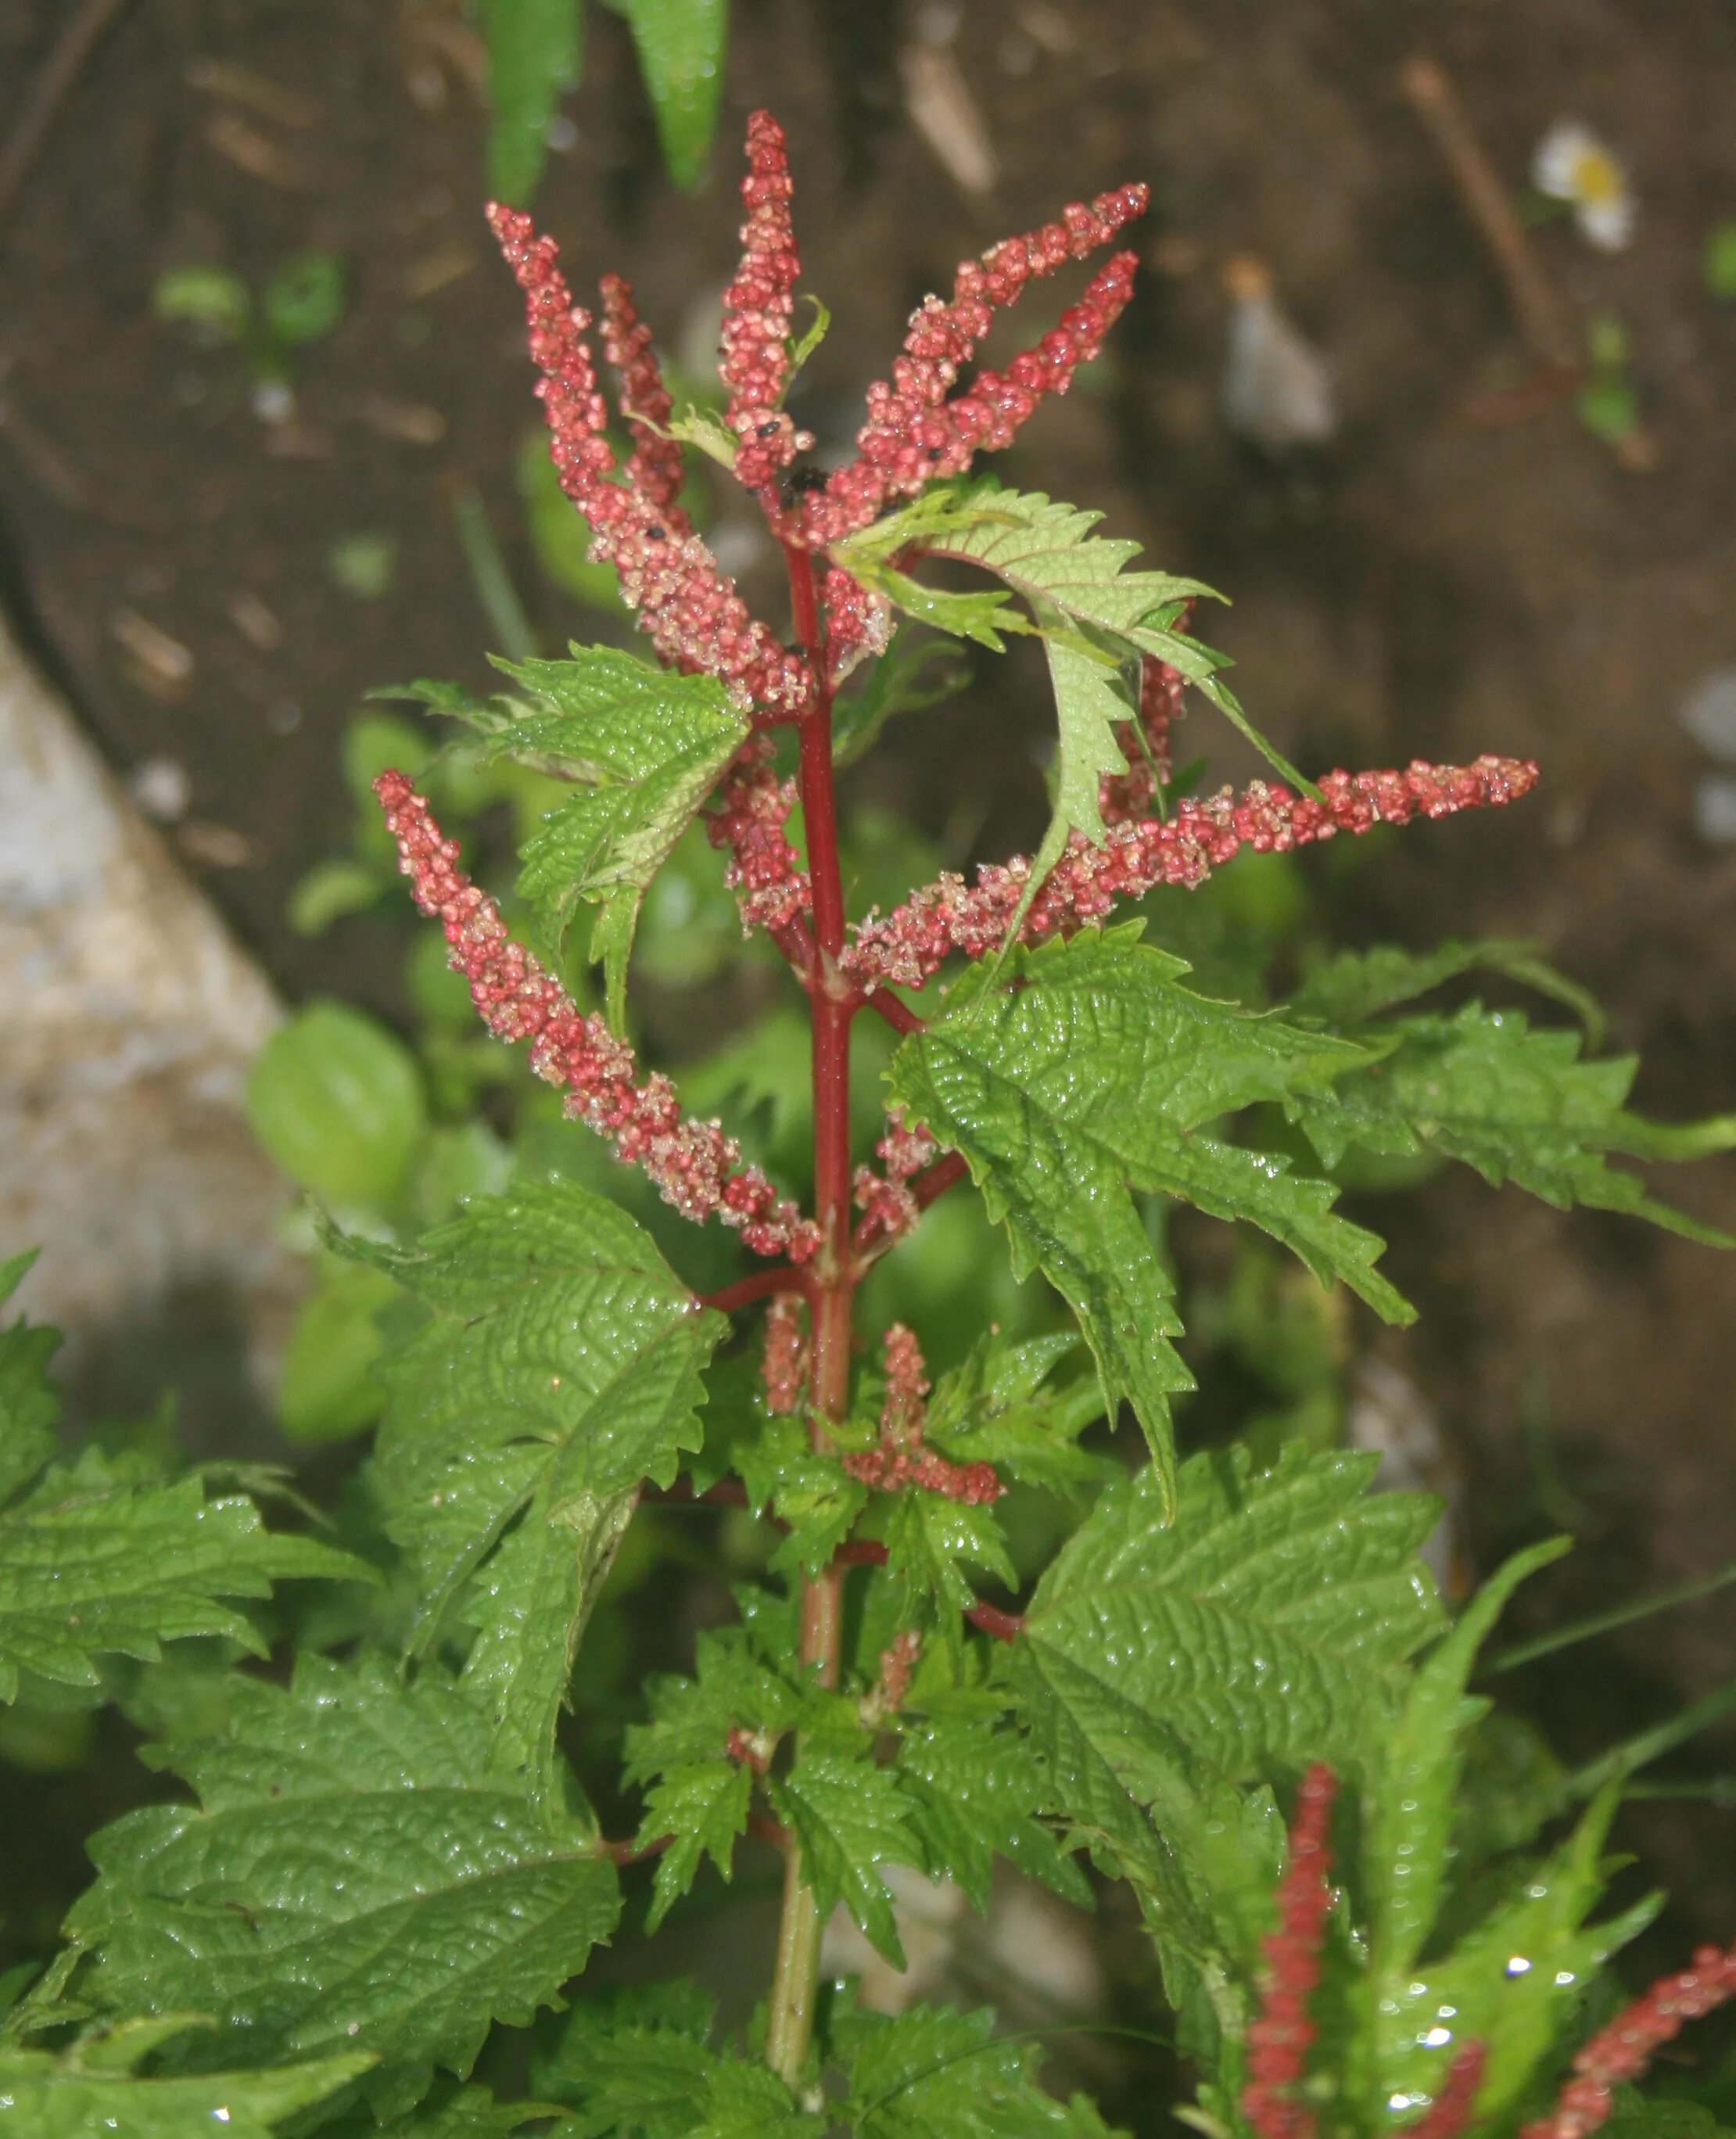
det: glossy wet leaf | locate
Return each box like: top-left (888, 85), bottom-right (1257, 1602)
top-left (633, 1758), bottom-right (751, 1929)
top-left (339, 1180), bottom-right (722, 1791)
top-left (768, 1744), bottom-right (926, 1967)
top-left (1290, 1003), bottom-right (1736, 1244)
top-left (1021, 1442), bottom-right (1442, 1783)
top-left (896, 1718), bottom-right (1089, 1912)
top-left (837, 1999), bottom-right (1106, 2139)
top-left (0, 2037), bottom-right (371, 2137)
top-left (888, 929), bottom-right (1409, 1511)
top-left (63, 1656), bottom-right (620, 2122)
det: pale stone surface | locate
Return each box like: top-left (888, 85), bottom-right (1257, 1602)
top-left (0, 614), bottom-right (298, 1419)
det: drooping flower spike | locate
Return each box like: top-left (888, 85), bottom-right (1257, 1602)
top-left (375, 770), bottom-right (819, 1263)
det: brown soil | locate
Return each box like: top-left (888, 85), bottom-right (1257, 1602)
top-left (2, 0), bottom-right (1733, 2022)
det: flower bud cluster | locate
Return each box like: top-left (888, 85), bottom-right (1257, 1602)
top-left (375, 771), bottom-right (818, 1261)
top-left (705, 741), bottom-right (812, 935)
top-left (822, 566), bottom-right (895, 682)
top-left (486, 203), bottom-right (812, 718)
top-left (852, 1109), bottom-right (940, 1250)
top-left (761, 1292), bottom-right (809, 1415)
top-left (841, 1325), bottom-right (1003, 1506)
top-left (598, 272), bottom-right (690, 528)
top-left (1523, 1942), bottom-right (1736, 2139)
top-left (1242, 1763), bottom-right (1338, 2139)
top-left (797, 210), bottom-right (1146, 548)
top-left (843, 755), bottom-right (1541, 994)
top-left (1100, 644), bottom-right (1190, 824)
top-left (720, 110), bottom-right (809, 496)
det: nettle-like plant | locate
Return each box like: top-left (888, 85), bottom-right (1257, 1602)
top-left (6, 109), bottom-right (1736, 2139)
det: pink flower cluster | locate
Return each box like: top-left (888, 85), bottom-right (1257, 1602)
top-left (486, 203), bottom-right (812, 720)
top-left (720, 110), bottom-right (809, 497)
top-left (843, 755), bottom-right (1541, 994)
top-left (1101, 644), bottom-right (1190, 824)
top-left (599, 272), bottom-right (690, 527)
top-left (794, 186), bottom-right (1150, 549)
top-left (375, 772), bottom-right (818, 1262)
top-left (841, 1324), bottom-right (1003, 1506)
top-left (705, 741), bottom-right (812, 935)
top-left (1242, 1764), bottom-right (1337, 2139)
top-left (1521, 1943), bottom-right (1736, 2139)
top-left (761, 1292), bottom-right (809, 1415)
top-left (852, 1109), bottom-right (941, 1250)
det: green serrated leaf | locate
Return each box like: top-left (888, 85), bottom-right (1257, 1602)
top-left (923, 1335), bottom-right (1111, 1499)
top-left (489, 650), bottom-right (748, 1028)
top-left (63, 1655), bottom-right (619, 2122)
top-left (1024, 1442), bottom-right (1442, 1784)
top-left (838, 1999), bottom-right (1098, 2139)
top-left (1290, 938), bottom-right (1605, 1039)
top-left (1290, 1003), bottom-right (1736, 1245)
top-left (482, 0), bottom-right (583, 207)
top-left (0, 2038), bottom-right (372, 2137)
top-left (1363, 1538), bottom-right (1571, 1982)
top-left (768, 1744), bottom-right (925, 1967)
top-left (897, 1718), bottom-right (1091, 1912)
top-left (0, 1445), bottom-right (364, 1704)
top-left (624, 1624), bottom-right (805, 1789)
top-left (346, 1180), bottom-right (714, 1615)
top-left (866, 1493), bottom-right (1016, 1664)
top-left (635, 1760), bottom-right (751, 1929)
top-left (734, 1413), bottom-right (868, 1575)
top-left (1362, 1787), bottom-right (1659, 2129)
top-left (607, 0), bottom-right (727, 190)
top-left (887, 931), bottom-right (1409, 1510)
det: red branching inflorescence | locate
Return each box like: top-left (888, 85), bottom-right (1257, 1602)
top-left (1101, 643), bottom-right (1190, 824)
top-left (842, 755), bottom-right (1541, 995)
top-left (841, 1324), bottom-right (1003, 1506)
top-left (877, 1629), bottom-right (922, 1714)
top-left (762, 1292), bottom-right (809, 1415)
top-left (794, 186), bottom-right (1150, 548)
top-left (1521, 1942), bottom-right (1736, 2139)
top-left (598, 272), bottom-right (690, 530)
top-left (375, 771), bottom-right (819, 1262)
top-left (1405, 2046), bottom-right (1489, 2139)
top-left (720, 110), bottom-right (811, 497)
top-left (852, 1109), bottom-right (941, 1253)
top-left (1242, 1763), bottom-right (1339, 2139)
top-left (706, 739), bottom-right (813, 936)
top-left (486, 202), bottom-right (812, 720)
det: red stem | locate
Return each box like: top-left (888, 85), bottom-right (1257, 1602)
top-left (699, 1269), bottom-right (814, 1315)
top-left (965, 1601), bottom-right (1024, 1643)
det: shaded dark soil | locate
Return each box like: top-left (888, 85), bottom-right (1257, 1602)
top-left (3, 0), bottom-right (1734, 2025)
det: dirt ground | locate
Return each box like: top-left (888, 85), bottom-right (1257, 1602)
top-left (2, 0), bottom-right (1734, 1995)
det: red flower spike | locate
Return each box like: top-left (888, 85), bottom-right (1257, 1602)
top-left (762, 1293), bottom-right (809, 1416)
top-left (795, 185), bottom-right (1149, 548)
top-left (1242, 1764), bottom-right (1339, 2139)
top-left (705, 739), bottom-right (812, 935)
top-left (598, 272), bottom-right (690, 530)
top-left (720, 110), bottom-right (809, 497)
top-left (851, 1110), bottom-right (940, 1253)
top-left (375, 771), bottom-right (819, 1263)
top-left (822, 565), bottom-right (895, 682)
top-left (842, 755), bottom-right (1541, 995)
top-left (1404, 2044), bottom-right (1488, 2139)
top-left (1521, 1941), bottom-right (1736, 2139)
top-left (841, 1323), bottom-right (1003, 1506)
top-left (486, 202), bottom-right (812, 719)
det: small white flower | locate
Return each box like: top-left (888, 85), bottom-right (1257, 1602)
top-left (1533, 120), bottom-right (1635, 251)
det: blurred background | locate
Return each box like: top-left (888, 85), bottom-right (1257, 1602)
top-left (2, 0), bottom-right (1734, 2106)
